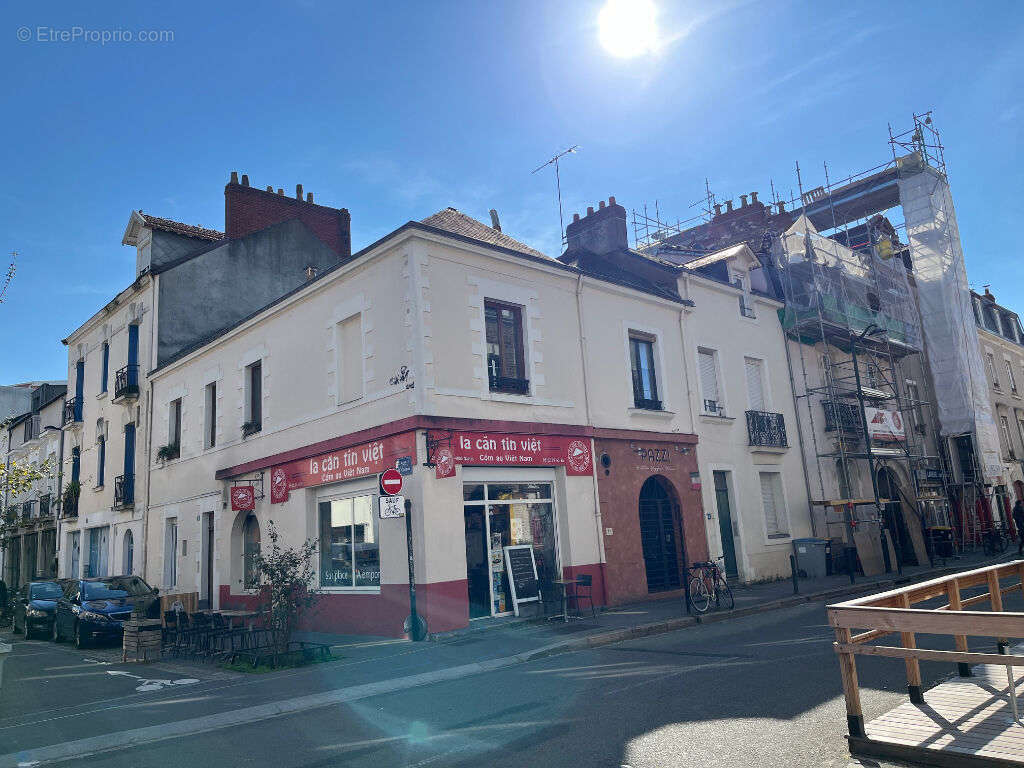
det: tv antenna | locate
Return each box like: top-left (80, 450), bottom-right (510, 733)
top-left (0, 251), bottom-right (15, 305)
top-left (532, 145), bottom-right (579, 247)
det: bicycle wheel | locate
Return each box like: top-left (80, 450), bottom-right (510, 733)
top-left (688, 574), bottom-right (711, 613)
top-left (715, 576), bottom-right (734, 610)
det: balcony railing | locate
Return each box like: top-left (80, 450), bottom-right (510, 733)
top-left (703, 399), bottom-right (726, 417)
top-left (114, 364), bottom-right (140, 400)
top-left (114, 474), bottom-right (135, 509)
top-left (63, 396), bottom-right (82, 426)
top-left (746, 410), bottom-right (788, 448)
top-left (489, 374), bottom-right (530, 395)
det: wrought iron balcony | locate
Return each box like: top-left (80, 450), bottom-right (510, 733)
top-left (114, 364), bottom-right (140, 400)
top-left (114, 474), bottom-right (135, 509)
top-left (489, 374), bottom-right (530, 395)
top-left (823, 400), bottom-right (861, 433)
top-left (746, 410), bottom-right (788, 448)
top-left (63, 396), bottom-right (83, 426)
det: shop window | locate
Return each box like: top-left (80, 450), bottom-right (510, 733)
top-left (462, 482), bottom-right (555, 617)
top-left (629, 333), bottom-right (661, 410)
top-left (318, 495), bottom-right (379, 588)
top-left (243, 514), bottom-right (261, 589)
top-left (759, 472), bottom-right (790, 539)
top-left (485, 300), bottom-right (528, 395)
top-left (335, 313), bottom-right (364, 404)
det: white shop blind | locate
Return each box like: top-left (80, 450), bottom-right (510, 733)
top-left (699, 349), bottom-right (719, 405)
top-left (760, 472), bottom-right (789, 538)
top-left (744, 357), bottom-right (765, 411)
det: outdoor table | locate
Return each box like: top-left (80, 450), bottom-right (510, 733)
top-left (215, 610), bottom-right (259, 630)
top-left (549, 579), bottom-right (579, 624)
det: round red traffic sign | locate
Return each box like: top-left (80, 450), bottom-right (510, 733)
top-left (380, 468), bottom-right (403, 496)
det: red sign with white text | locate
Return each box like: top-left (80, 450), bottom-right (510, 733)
top-left (432, 431), bottom-right (593, 478)
top-left (270, 432), bottom-right (416, 504)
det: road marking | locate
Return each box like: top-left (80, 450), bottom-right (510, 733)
top-left (106, 671), bottom-right (199, 692)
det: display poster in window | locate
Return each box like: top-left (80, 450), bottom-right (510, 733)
top-left (429, 431), bottom-right (593, 476)
top-left (864, 407), bottom-right (906, 442)
top-left (270, 431), bottom-right (416, 503)
top-left (503, 545), bottom-right (540, 616)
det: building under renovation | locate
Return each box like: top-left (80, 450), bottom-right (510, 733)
top-left (638, 114), bottom-right (1000, 573)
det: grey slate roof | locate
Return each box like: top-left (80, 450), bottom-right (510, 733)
top-left (141, 213), bottom-right (224, 241)
top-left (421, 208), bottom-right (547, 259)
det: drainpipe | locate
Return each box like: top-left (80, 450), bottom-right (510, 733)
top-left (55, 417), bottom-right (65, 577)
top-left (576, 272), bottom-right (606, 595)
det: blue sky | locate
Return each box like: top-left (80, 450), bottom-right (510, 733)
top-left (1, 0), bottom-right (1022, 382)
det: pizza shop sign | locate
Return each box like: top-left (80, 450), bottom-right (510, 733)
top-left (270, 432), bottom-right (416, 503)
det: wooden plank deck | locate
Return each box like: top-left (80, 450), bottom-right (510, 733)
top-left (851, 663), bottom-right (1024, 767)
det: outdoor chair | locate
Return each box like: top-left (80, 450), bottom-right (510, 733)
top-left (568, 574), bottom-right (596, 619)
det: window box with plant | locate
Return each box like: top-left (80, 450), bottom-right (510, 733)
top-left (242, 421), bottom-right (262, 438)
top-left (157, 443), bottom-right (180, 462)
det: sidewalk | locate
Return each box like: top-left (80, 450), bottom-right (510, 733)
top-left (302, 548), bottom-right (1018, 668)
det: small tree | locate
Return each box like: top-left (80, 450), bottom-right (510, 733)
top-left (253, 522), bottom-right (320, 652)
top-left (0, 458), bottom-right (53, 533)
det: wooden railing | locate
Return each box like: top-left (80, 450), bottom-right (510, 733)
top-left (828, 560), bottom-right (1024, 738)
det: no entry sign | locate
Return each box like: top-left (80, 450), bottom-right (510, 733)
top-left (380, 468), bottom-right (403, 496)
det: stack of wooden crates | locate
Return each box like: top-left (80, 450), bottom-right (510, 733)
top-left (122, 609), bottom-right (163, 662)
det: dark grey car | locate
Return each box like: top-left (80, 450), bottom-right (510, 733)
top-left (13, 580), bottom-right (69, 639)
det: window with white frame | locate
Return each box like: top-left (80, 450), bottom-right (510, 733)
top-left (204, 382), bottom-right (217, 448)
top-left (744, 357), bottom-right (766, 411)
top-left (1006, 359), bottom-right (1019, 394)
top-left (335, 313), bottom-right (364, 404)
top-left (629, 332), bottom-right (661, 410)
top-left (317, 494), bottom-right (379, 588)
top-left (698, 348), bottom-right (724, 416)
top-left (759, 472), bottom-right (790, 538)
top-left (988, 352), bottom-right (1000, 389)
top-left (163, 518), bottom-right (177, 587)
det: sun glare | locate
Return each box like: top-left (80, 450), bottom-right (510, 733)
top-left (598, 0), bottom-right (659, 59)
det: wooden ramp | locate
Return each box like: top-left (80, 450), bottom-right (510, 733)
top-left (852, 663), bottom-right (1024, 767)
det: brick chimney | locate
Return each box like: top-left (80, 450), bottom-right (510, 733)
top-left (224, 172), bottom-right (351, 258)
top-left (565, 196), bottom-right (628, 255)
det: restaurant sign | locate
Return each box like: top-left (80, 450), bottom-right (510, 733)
top-left (270, 431), bottom-right (417, 503)
top-left (432, 431), bottom-right (593, 478)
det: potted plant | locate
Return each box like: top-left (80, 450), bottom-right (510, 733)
top-left (156, 443), bottom-right (180, 462)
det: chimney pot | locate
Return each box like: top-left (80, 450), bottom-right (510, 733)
top-left (777, 201), bottom-right (786, 213)
top-left (296, 183), bottom-right (303, 200)
top-left (489, 208), bottom-right (502, 232)
top-left (609, 196), bottom-right (616, 206)
top-left (266, 185), bottom-right (273, 192)
top-left (750, 191), bottom-right (758, 204)
top-left (587, 206), bottom-right (594, 215)
top-left (573, 213), bottom-right (580, 222)
top-left (714, 203), bottom-right (722, 216)
top-left (241, 174), bottom-right (249, 187)
top-left (740, 194), bottom-right (748, 208)
top-left (726, 199), bottom-right (734, 212)
top-left (230, 171), bottom-right (239, 184)
top-left (277, 188), bottom-right (284, 196)
top-left (599, 200), bottom-right (605, 209)
top-left (307, 192), bottom-right (313, 203)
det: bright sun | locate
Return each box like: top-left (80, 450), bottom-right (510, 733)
top-left (598, 0), bottom-right (659, 58)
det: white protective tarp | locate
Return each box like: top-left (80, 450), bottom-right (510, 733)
top-left (899, 164), bottom-right (1003, 481)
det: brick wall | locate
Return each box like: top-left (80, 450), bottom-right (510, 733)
top-left (224, 181), bottom-right (351, 258)
top-left (595, 436), bottom-right (707, 606)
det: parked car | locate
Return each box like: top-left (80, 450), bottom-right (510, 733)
top-left (52, 576), bottom-right (160, 648)
top-left (12, 580), bottom-right (69, 639)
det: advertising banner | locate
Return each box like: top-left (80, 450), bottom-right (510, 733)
top-left (432, 431), bottom-right (593, 478)
top-left (865, 407), bottom-right (906, 442)
top-left (270, 431), bottom-right (417, 503)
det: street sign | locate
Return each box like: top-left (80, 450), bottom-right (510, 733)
top-left (396, 456), bottom-right (413, 475)
top-left (379, 495), bottom-right (405, 519)
top-left (380, 468), bottom-right (403, 495)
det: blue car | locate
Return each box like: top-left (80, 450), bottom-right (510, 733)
top-left (12, 580), bottom-right (69, 639)
top-left (52, 576), bottom-right (160, 648)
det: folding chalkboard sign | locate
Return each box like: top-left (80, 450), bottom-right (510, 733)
top-left (502, 545), bottom-right (540, 616)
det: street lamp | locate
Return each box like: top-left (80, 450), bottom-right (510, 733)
top-left (850, 324), bottom-right (902, 575)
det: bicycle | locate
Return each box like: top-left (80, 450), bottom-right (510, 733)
top-left (687, 557), bottom-right (735, 613)
top-left (983, 525), bottom-right (1010, 557)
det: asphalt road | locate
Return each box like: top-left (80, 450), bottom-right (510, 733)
top-left (6, 595), bottom-right (996, 768)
